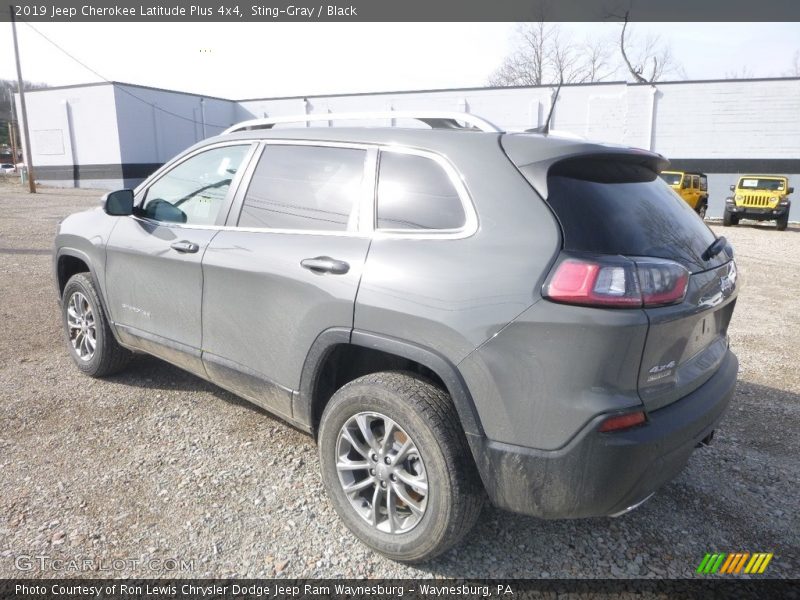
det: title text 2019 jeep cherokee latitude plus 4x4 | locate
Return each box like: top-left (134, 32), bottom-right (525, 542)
top-left (54, 112), bottom-right (738, 562)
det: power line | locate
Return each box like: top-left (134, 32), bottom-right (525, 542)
top-left (21, 20), bottom-right (229, 129)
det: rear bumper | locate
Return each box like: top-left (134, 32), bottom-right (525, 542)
top-left (469, 349), bottom-right (738, 519)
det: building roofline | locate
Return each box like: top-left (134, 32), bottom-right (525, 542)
top-left (628, 75), bottom-right (800, 86)
top-left (235, 80), bottom-right (629, 102)
top-left (23, 80), bottom-right (233, 102)
top-left (21, 81), bottom-right (112, 93)
top-left (21, 76), bottom-right (800, 104)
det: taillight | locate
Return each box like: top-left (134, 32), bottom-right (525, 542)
top-left (598, 410), bottom-right (647, 432)
top-left (544, 255), bottom-right (689, 308)
top-left (636, 259), bottom-right (689, 306)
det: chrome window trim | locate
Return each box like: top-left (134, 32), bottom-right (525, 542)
top-left (132, 138), bottom-right (478, 241)
top-left (232, 139), bottom-right (374, 235)
top-left (372, 145), bottom-right (479, 241)
top-left (132, 140), bottom-right (259, 229)
top-left (358, 147), bottom-right (379, 235)
top-left (134, 140), bottom-right (257, 201)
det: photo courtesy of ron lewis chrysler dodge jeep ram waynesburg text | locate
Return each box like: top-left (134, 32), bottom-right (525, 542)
top-left (54, 111), bottom-right (738, 562)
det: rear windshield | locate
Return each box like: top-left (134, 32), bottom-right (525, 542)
top-left (737, 178), bottom-right (785, 191)
top-left (538, 159), bottom-right (725, 272)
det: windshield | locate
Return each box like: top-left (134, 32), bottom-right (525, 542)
top-left (659, 172), bottom-right (682, 186)
top-left (738, 178), bottom-right (786, 191)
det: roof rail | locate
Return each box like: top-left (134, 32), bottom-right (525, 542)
top-left (222, 111), bottom-right (502, 135)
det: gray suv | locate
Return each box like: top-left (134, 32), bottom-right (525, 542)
top-left (54, 112), bottom-right (739, 562)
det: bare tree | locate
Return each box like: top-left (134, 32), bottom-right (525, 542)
top-left (618, 13), bottom-right (680, 83)
top-left (488, 22), bottom-right (615, 87)
top-left (488, 22), bottom-right (552, 86)
top-left (583, 36), bottom-right (615, 83)
top-left (725, 66), bottom-right (754, 79)
top-left (1, 79), bottom-right (48, 148)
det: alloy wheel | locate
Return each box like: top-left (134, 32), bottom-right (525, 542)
top-left (66, 291), bottom-right (96, 361)
top-left (335, 411), bottom-right (428, 534)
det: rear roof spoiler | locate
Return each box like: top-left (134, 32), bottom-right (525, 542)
top-left (501, 134), bottom-right (669, 199)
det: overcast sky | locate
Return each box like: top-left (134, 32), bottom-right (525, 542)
top-left (2, 22), bottom-right (799, 99)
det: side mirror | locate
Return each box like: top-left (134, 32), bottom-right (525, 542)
top-left (729, 184), bottom-right (735, 192)
top-left (103, 189), bottom-right (134, 216)
top-left (143, 198), bottom-right (187, 223)
top-left (788, 187), bottom-right (794, 194)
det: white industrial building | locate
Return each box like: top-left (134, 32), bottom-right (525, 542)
top-left (15, 77), bottom-right (800, 218)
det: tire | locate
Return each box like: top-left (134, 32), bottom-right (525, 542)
top-left (318, 371), bottom-right (484, 562)
top-left (62, 273), bottom-right (132, 377)
top-left (776, 213), bottom-right (789, 231)
top-left (697, 202), bottom-right (707, 220)
top-left (722, 209), bottom-right (737, 227)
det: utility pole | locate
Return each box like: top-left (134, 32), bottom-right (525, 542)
top-left (7, 88), bottom-right (19, 170)
top-left (10, 5), bottom-right (36, 193)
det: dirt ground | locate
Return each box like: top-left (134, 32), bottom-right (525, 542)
top-left (0, 180), bottom-right (798, 579)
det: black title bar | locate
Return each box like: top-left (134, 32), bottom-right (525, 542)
top-left (4, 0), bottom-right (800, 22)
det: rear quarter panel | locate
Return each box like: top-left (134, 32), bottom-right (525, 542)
top-left (354, 136), bottom-right (561, 366)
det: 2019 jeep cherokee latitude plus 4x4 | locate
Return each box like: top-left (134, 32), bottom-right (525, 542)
top-left (54, 112), bottom-right (738, 562)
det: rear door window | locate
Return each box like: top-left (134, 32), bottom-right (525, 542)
top-left (376, 151), bottom-right (466, 231)
top-left (239, 144), bottom-right (366, 231)
top-left (540, 159), bottom-right (725, 272)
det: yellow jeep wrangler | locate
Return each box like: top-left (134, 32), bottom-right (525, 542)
top-left (725, 175), bottom-right (793, 231)
top-left (660, 170), bottom-right (709, 218)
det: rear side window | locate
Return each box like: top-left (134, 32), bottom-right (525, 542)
top-left (541, 159), bottom-right (721, 272)
top-left (239, 145), bottom-right (366, 231)
top-left (376, 152), bottom-right (466, 230)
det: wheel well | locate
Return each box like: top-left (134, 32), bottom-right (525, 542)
top-left (57, 255), bottom-right (90, 296)
top-left (310, 344), bottom-right (447, 434)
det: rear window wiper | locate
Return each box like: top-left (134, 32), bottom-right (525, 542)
top-left (702, 236), bottom-right (728, 261)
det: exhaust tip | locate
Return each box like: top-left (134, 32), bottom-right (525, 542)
top-left (696, 430), bottom-right (715, 448)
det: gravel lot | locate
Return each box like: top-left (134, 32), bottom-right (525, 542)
top-left (0, 180), bottom-right (798, 579)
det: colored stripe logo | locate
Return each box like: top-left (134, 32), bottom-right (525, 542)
top-left (696, 552), bottom-right (773, 574)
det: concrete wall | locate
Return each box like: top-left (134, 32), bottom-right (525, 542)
top-left (238, 83), bottom-right (637, 136)
top-left (17, 84), bottom-right (123, 189)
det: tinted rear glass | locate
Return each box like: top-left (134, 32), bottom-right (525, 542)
top-left (239, 145), bottom-right (365, 231)
top-left (541, 159), bottom-right (724, 272)
top-left (376, 152), bottom-right (466, 230)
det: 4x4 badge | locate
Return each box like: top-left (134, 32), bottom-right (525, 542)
top-left (647, 361), bottom-right (676, 382)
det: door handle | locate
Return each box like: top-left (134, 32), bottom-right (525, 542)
top-left (301, 256), bottom-right (350, 275)
top-left (170, 240), bottom-right (200, 254)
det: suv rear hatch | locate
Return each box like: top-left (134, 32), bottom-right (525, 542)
top-left (502, 135), bottom-right (738, 412)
